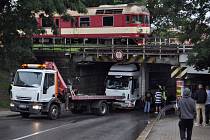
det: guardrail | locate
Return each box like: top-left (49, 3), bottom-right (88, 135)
top-left (33, 44), bottom-right (193, 58)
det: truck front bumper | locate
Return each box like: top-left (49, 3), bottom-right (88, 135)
top-left (113, 101), bottom-right (135, 109)
top-left (10, 101), bottom-right (47, 114)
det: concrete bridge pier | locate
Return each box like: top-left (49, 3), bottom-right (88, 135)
top-left (139, 63), bottom-right (149, 98)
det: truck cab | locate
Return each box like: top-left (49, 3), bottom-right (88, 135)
top-left (105, 64), bottom-right (140, 108)
top-left (10, 62), bottom-right (67, 119)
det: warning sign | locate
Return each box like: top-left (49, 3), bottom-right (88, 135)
top-left (114, 50), bottom-right (124, 61)
top-left (176, 80), bottom-right (184, 97)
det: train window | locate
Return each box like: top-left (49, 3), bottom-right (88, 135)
top-left (96, 10), bottom-right (104, 14)
top-left (105, 10), bottom-right (113, 14)
top-left (42, 17), bottom-right (53, 27)
top-left (55, 19), bottom-right (59, 27)
top-left (71, 17), bottom-right (78, 27)
top-left (131, 15), bottom-right (138, 23)
top-left (97, 9), bottom-right (123, 14)
top-left (80, 17), bottom-right (90, 27)
top-left (139, 15), bottom-right (143, 24)
top-left (144, 15), bottom-right (150, 24)
top-left (113, 9), bottom-right (123, 14)
top-left (126, 16), bottom-right (130, 24)
top-left (103, 16), bottom-right (113, 26)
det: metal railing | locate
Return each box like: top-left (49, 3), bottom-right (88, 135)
top-left (33, 44), bottom-right (193, 59)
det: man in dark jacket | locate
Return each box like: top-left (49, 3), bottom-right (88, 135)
top-left (178, 88), bottom-right (196, 140)
top-left (194, 84), bottom-right (207, 126)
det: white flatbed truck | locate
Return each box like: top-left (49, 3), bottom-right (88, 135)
top-left (10, 62), bottom-right (125, 119)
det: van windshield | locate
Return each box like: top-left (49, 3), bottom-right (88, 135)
top-left (13, 71), bottom-right (42, 87)
top-left (106, 75), bottom-right (131, 90)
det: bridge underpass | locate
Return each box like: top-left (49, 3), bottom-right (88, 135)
top-left (33, 44), bottom-right (188, 101)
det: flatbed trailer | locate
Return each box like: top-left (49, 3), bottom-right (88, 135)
top-left (69, 91), bottom-right (125, 115)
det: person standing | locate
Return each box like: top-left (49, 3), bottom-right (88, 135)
top-left (161, 86), bottom-right (167, 107)
top-left (205, 86), bottom-right (210, 125)
top-left (194, 84), bottom-right (207, 126)
top-left (178, 88), bottom-right (196, 140)
top-left (155, 88), bottom-right (162, 114)
top-left (144, 90), bottom-right (152, 113)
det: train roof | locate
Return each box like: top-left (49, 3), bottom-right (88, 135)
top-left (66, 3), bottom-right (149, 16)
top-left (35, 4), bottom-right (149, 18)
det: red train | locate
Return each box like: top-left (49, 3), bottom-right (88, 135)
top-left (33, 4), bottom-right (151, 45)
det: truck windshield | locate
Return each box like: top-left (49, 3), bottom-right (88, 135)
top-left (106, 76), bottom-right (131, 90)
top-left (13, 71), bottom-right (42, 87)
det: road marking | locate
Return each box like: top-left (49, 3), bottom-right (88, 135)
top-left (12, 123), bottom-right (72, 140)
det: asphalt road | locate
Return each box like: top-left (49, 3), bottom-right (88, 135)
top-left (0, 110), bottom-right (150, 140)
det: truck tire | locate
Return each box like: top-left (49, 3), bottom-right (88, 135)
top-left (20, 112), bottom-right (30, 118)
top-left (48, 104), bottom-right (60, 120)
top-left (95, 102), bottom-right (108, 116)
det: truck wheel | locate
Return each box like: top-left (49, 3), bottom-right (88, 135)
top-left (48, 104), bottom-right (60, 120)
top-left (95, 102), bottom-right (108, 116)
top-left (20, 113), bottom-right (30, 118)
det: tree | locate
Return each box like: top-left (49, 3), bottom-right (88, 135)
top-left (147, 0), bottom-right (210, 71)
top-left (0, 0), bottom-right (87, 70)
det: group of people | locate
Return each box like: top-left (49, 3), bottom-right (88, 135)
top-left (177, 84), bottom-right (210, 140)
top-left (143, 83), bottom-right (210, 140)
top-left (143, 85), bottom-right (167, 114)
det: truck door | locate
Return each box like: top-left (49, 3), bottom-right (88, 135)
top-left (40, 73), bottom-right (55, 102)
top-left (131, 78), bottom-right (139, 100)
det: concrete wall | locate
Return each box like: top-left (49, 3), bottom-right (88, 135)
top-left (75, 62), bottom-right (114, 95)
top-left (148, 64), bottom-right (176, 101)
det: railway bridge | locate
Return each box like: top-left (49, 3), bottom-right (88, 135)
top-left (33, 38), bottom-right (195, 100)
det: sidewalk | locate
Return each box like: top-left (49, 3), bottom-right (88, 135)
top-left (146, 116), bottom-right (210, 140)
top-left (0, 109), bottom-right (19, 117)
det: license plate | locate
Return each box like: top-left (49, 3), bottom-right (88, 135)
top-left (19, 104), bottom-right (27, 109)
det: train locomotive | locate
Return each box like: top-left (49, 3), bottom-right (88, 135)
top-left (33, 3), bottom-right (151, 46)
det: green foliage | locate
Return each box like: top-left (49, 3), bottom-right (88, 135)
top-left (0, 99), bottom-right (10, 109)
top-left (0, 0), bottom-right (87, 71)
top-left (0, 69), bottom-right (10, 109)
top-left (0, 69), bottom-right (10, 90)
top-left (147, 0), bottom-right (210, 70)
top-left (187, 39), bottom-right (210, 71)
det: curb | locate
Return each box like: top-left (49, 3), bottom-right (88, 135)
top-left (137, 109), bottom-right (162, 140)
top-left (0, 110), bottom-right (19, 117)
top-left (136, 118), bottom-right (157, 140)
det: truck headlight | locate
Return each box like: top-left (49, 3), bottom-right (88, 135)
top-left (32, 105), bottom-right (42, 110)
top-left (10, 103), bottom-right (15, 107)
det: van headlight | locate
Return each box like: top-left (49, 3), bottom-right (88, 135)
top-left (32, 105), bottom-right (42, 110)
